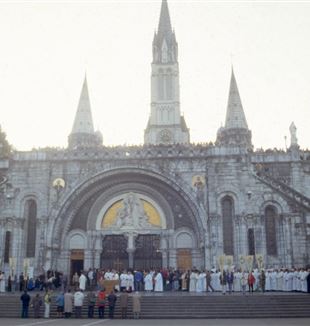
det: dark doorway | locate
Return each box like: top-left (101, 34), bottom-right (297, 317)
top-left (70, 249), bottom-right (84, 281)
top-left (134, 234), bottom-right (162, 270)
top-left (101, 235), bottom-right (128, 270)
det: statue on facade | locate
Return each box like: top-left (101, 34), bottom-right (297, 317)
top-left (289, 122), bottom-right (298, 147)
top-left (114, 193), bottom-right (157, 229)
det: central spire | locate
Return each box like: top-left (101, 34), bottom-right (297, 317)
top-left (144, 0), bottom-right (189, 145)
top-left (158, 0), bottom-right (172, 36)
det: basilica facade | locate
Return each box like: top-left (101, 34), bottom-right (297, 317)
top-left (0, 0), bottom-right (310, 277)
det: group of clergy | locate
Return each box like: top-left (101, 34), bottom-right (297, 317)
top-left (98, 269), bottom-right (164, 292)
top-left (187, 268), bottom-right (309, 293)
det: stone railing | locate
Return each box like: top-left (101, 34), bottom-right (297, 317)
top-left (253, 169), bottom-right (310, 212)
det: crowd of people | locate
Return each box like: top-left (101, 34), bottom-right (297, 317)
top-left (1, 266), bottom-right (310, 319)
top-left (1, 267), bottom-right (310, 295)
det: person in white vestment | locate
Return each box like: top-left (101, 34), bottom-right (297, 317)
top-left (265, 270), bottom-right (271, 291)
top-left (127, 271), bottom-right (134, 292)
top-left (271, 270), bottom-right (277, 291)
top-left (276, 269), bottom-right (283, 291)
top-left (234, 271), bottom-right (241, 292)
top-left (253, 269), bottom-right (260, 291)
top-left (297, 269), bottom-right (302, 292)
top-left (189, 270), bottom-right (198, 292)
top-left (112, 270), bottom-right (120, 292)
top-left (144, 272), bottom-right (153, 291)
top-left (0, 272), bottom-right (5, 292)
top-left (120, 271), bottom-right (128, 292)
top-left (79, 273), bottom-right (87, 291)
top-left (300, 269), bottom-right (309, 293)
top-left (196, 271), bottom-right (206, 292)
top-left (154, 272), bottom-right (163, 292)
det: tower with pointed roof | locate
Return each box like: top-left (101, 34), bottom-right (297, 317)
top-left (216, 68), bottom-right (252, 149)
top-left (144, 0), bottom-right (189, 145)
top-left (68, 76), bottom-right (102, 149)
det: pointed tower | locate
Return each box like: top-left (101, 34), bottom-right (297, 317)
top-left (144, 0), bottom-right (190, 145)
top-left (216, 68), bottom-right (252, 148)
top-left (68, 76), bottom-right (102, 149)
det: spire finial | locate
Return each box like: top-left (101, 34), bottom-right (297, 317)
top-left (225, 68), bottom-right (248, 130)
top-left (158, 0), bottom-right (172, 35)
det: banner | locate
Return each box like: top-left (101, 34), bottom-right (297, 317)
top-left (246, 255), bottom-right (254, 272)
top-left (239, 255), bottom-right (246, 272)
top-left (9, 257), bottom-right (16, 276)
top-left (218, 255), bottom-right (225, 273)
top-left (256, 254), bottom-right (264, 271)
top-left (23, 258), bottom-right (30, 277)
top-left (226, 255), bottom-right (234, 271)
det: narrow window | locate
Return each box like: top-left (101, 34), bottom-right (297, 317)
top-left (222, 196), bottom-right (234, 255)
top-left (25, 200), bottom-right (37, 257)
top-left (265, 206), bottom-right (277, 256)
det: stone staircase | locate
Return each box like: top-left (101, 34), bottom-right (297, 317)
top-left (1, 293), bottom-right (310, 319)
top-left (253, 171), bottom-right (310, 212)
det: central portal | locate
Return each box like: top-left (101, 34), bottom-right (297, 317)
top-left (134, 234), bottom-right (162, 270)
top-left (101, 235), bottom-right (128, 270)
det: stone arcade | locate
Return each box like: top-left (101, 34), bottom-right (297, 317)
top-left (0, 0), bottom-right (310, 278)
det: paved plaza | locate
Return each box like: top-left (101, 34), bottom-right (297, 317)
top-left (1, 318), bottom-right (310, 326)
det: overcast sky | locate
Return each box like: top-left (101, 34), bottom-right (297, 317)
top-left (0, 0), bottom-right (310, 151)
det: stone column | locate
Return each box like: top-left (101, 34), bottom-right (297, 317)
top-left (125, 232), bottom-right (137, 269)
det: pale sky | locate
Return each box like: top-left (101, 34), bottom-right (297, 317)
top-left (0, 0), bottom-right (310, 151)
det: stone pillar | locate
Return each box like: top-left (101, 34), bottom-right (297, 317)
top-left (94, 250), bottom-right (101, 269)
top-left (161, 249), bottom-right (168, 268)
top-left (283, 216), bottom-right (292, 267)
top-left (84, 250), bottom-right (92, 271)
top-left (169, 249), bottom-right (177, 269)
top-left (125, 232), bottom-right (137, 269)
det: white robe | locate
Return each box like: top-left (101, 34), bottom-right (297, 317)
top-left (196, 273), bottom-right (206, 292)
top-left (0, 274), bottom-right (5, 292)
top-left (79, 274), bottom-right (87, 291)
top-left (154, 273), bottom-right (163, 292)
top-left (265, 272), bottom-right (271, 291)
top-left (276, 271), bottom-right (284, 291)
top-left (120, 273), bottom-right (127, 288)
top-left (301, 271), bottom-right (309, 293)
top-left (271, 272), bottom-right (277, 291)
top-left (127, 273), bottom-right (134, 291)
top-left (234, 272), bottom-right (241, 292)
top-left (292, 271), bottom-right (298, 291)
top-left (144, 273), bottom-right (153, 291)
top-left (189, 272), bottom-right (198, 292)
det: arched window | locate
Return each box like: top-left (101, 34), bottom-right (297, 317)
top-left (25, 199), bottom-right (37, 257)
top-left (221, 196), bottom-right (234, 255)
top-left (265, 206), bottom-right (278, 256)
top-left (4, 231), bottom-right (11, 263)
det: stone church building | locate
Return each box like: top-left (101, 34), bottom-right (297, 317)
top-left (0, 0), bottom-right (310, 277)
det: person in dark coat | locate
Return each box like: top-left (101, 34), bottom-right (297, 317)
top-left (31, 293), bottom-right (43, 318)
top-left (19, 273), bottom-right (25, 292)
top-left (87, 291), bottom-right (96, 318)
top-left (119, 289), bottom-right (128, 319)
top-left (227, 271), bottom-right (234, 294)
top-left (20, 290), bottom-right (31, 318)
top-left (259, 270), bottom-right (266, 293)
top-left (107, 290), bottom-right (117, 319)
